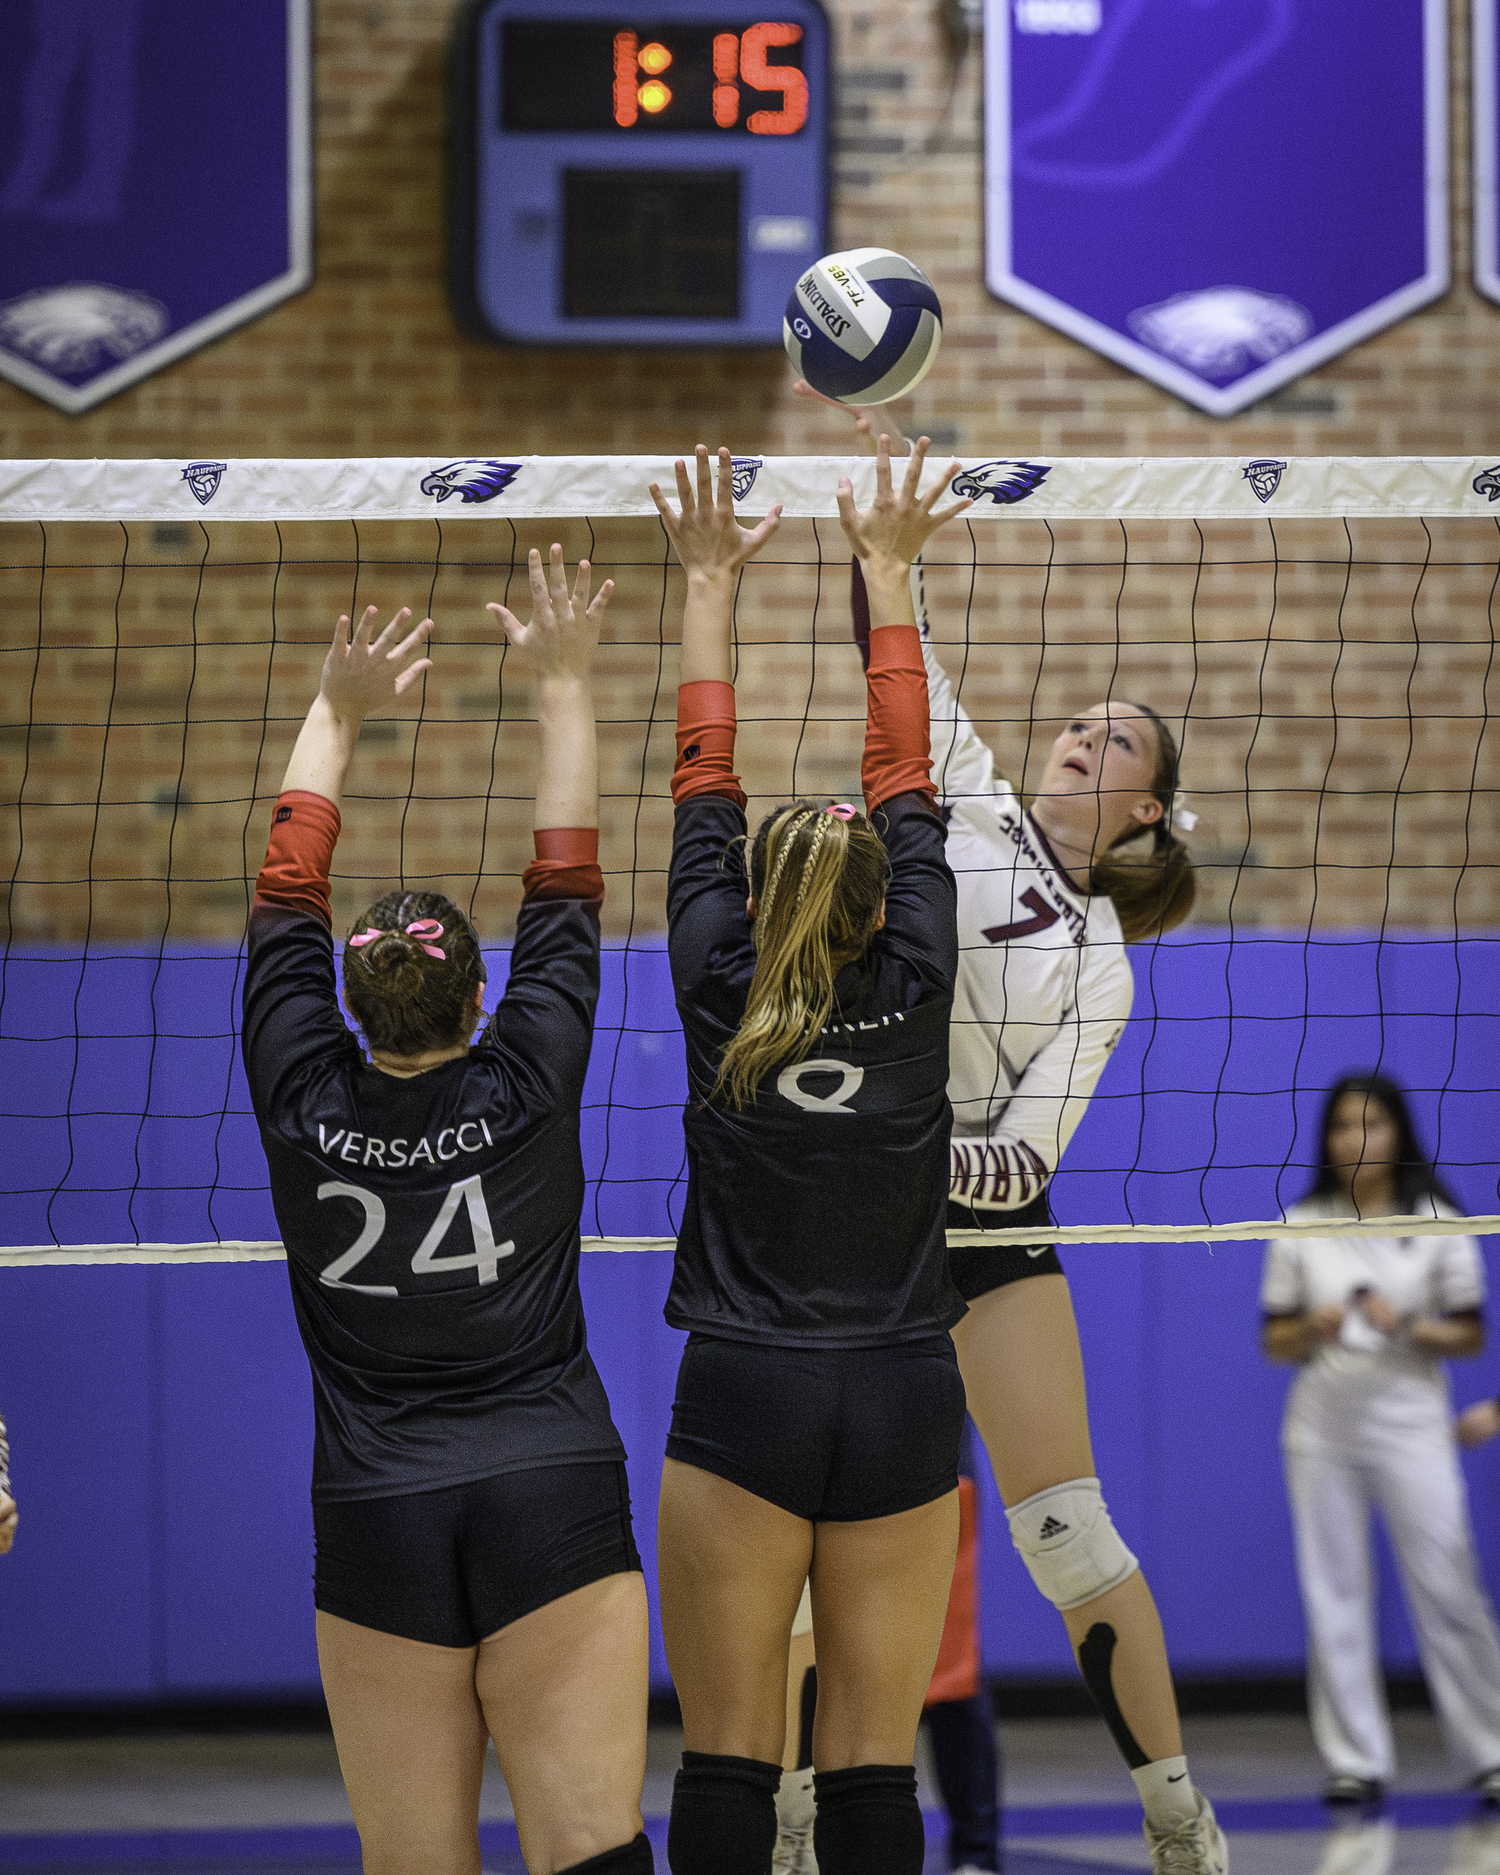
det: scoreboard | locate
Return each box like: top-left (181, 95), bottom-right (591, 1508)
top-left (451, 0), bottom-right (829, 345)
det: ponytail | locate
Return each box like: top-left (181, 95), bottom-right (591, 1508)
top-left (1089, 700), bottom-right (1196, 944)
top-left (713, 801), bottom-right (888, 1109)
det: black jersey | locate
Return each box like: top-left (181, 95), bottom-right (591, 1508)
top-left (665, 786), bottom-right (964, 1348)
top-left (242, 794), bottom-right (624, 1503)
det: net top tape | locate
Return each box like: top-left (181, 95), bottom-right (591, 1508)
top-left (5, 1216), bottom-right (1497, 1266)
top-left (4, 455), bottom-right (1500, 523)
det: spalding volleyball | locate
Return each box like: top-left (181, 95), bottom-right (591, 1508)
top-left (783, 247), bottom-right (942, 405)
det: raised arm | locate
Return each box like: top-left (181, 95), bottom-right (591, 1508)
top-left (834, 435), bottom-right (970, 813)
top-left (651, 445), bottom-right (782, 807)
top-left (487, 544), bottom-right (613, 837)
top-left (278, 606), bottom-right (434, 812)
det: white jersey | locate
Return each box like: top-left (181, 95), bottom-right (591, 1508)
top-left (922, 632), bottom-right (1135, 1211)
top-left (1261, 1193), bottom-right (1485, 1458)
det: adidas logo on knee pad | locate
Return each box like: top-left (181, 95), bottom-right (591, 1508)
top-left (1037, 1514), bottom-right (1069, 1539)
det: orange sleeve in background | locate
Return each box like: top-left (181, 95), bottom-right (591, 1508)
top-left (523, 827), bottom-right (604, 903)
top-left (253, 791), bottom-right (340, 928)
top-left (673, 679), bottom-right (746, 810)
top-left (862, 623), bottom-right (934, 812)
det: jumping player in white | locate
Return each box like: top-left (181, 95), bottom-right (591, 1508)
top-left (784, 382), bottom-right (1224, 1875)
top-left (1262, 1073), bottom-right (1500, 1806)
top-left (241, 566), bottom-right (654, 1875)
top-left (652, 440), bottom-right (973, 1875)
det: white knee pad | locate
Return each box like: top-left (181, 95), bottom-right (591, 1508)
top-left (791, 1578), bottom-right (814, 1638)
top-left (1006, 1477), bottom-right (1139, 1612)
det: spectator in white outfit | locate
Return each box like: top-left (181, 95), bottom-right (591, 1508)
top-left (1261, 1073), bottom-right (1500, 1806)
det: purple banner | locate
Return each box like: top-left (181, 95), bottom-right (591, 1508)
top-left (1477, 0), bottom-right (1500, 305)
top-left (985, 0), bottom-right (1448, 416)
top-left (0, 1), bottom-right (311, 416)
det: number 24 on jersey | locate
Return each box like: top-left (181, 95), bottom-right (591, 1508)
top-left (316, 1174), bottom-right (515, 1295)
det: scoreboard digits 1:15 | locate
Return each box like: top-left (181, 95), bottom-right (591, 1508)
top-left (501, 19), bottom-right (811, 134)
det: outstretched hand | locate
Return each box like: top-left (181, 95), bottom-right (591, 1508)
top-left (836, 434), bottom-right (970, 578)
top-left (487, 545), bottom-right (613, 682)
top-left (792, 378), bottom-right (911, 458)
top-left (319, 606), bottom-right (434, 724)
top-left (650, 445), bottom-right (783, 580)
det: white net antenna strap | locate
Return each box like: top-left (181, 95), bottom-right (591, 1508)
top-left (6, 453), bottom-right (1500, 522)
top-left (8, 1218), bottom-right (1499, 1267)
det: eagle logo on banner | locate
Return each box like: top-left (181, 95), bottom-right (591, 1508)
top-left (420, 461), bottom-right (524, 505)
top-left (0, 1), bottom-right (312, 415)
top-left (986, 0), bottom-right (1449, 416)
top-left (1473, 467), bottom-right (1500, 502)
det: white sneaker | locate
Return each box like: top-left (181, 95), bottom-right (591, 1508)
top-left (1143, 1791), bottom-right (1229, 1875)
top-left (773, 1767), bottom-right (818, 1875)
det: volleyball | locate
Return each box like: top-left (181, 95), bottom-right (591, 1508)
top-left (782, 246), bottom-right (942, 405)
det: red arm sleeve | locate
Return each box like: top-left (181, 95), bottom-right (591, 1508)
top-left (522, 827), bottom-right (604, 903)
top-left (253, 790), bottom-right (340, 928)
top-left (672, 679), bottom-right (746, 809)
top-left (862, 624), bottom-right (934, 812)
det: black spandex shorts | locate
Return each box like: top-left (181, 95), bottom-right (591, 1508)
top-left (666, 1333), bottom-right (965, 1522)
top-left (313, 1459), bottom-right (641, 1648)
top-left (946, 1194), bottom-right (1063, 1301)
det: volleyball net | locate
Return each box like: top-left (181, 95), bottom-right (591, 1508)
top-left (2, 452), bottom-right (1498, 1265)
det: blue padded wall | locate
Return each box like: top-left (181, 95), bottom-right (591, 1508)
top-left (3, 930), bottom-right (1499, 1703)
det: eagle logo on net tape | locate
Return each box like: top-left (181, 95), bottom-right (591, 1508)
top-left (1474, 467), bottom-right (1500, 503)
top-left (1243, 458), bottom-right (1286, 504)
top-left (420, 460), bottom-right (524, 505)
top-left (949, 460), bottom-right (1051, 505)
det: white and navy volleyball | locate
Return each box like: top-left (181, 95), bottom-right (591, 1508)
top-left (783, 247), bottom-right (942, 405)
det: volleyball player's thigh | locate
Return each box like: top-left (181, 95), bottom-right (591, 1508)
top-left (951, 1273), bottom-right (1096, 1506)
top-left (658, 1456), bottom-right (814, 1759)
top-left (315, 1610), bottom-right (488, 1873)
top-left (478, 1571), bottom-right (650, 1872)
top-left (808, 1488), bottom-right (961, 1769)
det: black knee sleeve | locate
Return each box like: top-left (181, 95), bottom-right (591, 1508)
top-left (560, 1834), bottom-right (655, 1875)
top-left (667, 1750), bottom-right (780, 1875)
top-left (1078, 1622), bottom-right (1150, 1771)
top-left (813, 1763), bottom-right (924, 1875)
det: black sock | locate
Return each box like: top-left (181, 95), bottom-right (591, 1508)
top-left (797, 1664), bottom-right (818, 1769)
top-left (559, 1834), bottom-right (655, 1875)
top-left (667, 1750), bottom-right (780, 1875)
top-left (813, 1763), bottom-right (925, 1875)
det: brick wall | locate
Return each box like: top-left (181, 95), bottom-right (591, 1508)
top-left (0, 0), bottom-right (1497, 938)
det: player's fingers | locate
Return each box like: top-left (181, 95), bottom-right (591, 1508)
top-left (674, 456), bottom-right (695, 511)
top-left (526, 545), bottom-right (552, 610)
top-left (371, 606), bottom-right (415, 655)
top-left (487, 603), bottom-right (524, 642)
top-left (329, 614), bottom-right (352, 655)
top-left (834, 478), bottom-right (861, 537)
top-left (546, 542), bottom-right (569, 601)
top-left (392, 657), bottom-right (434, 696)
top-left (745, 504), bottom-right (783, 552)
top-left (926, 497), bottom-right (974, 531)
top-left (571, 557), bottom-right (593, 613)
top-left (647, 482), bottom-right (681, 533)
top-left (387, 616), bottom-right (434, 662)
top-left (586, 576), bottom-right (616, 620)
top-left (350, 604), bottom-right (383, 652)
top-left (874, 434), bottom-right (893, 500)
top-left (715, 446), bottom-right (737, 514)
top-left (899, 436), bottom-right (930, 506)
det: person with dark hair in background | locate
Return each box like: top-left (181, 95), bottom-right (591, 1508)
top-left (1261, 1073), bottom-right (1500, 1807)
top-left (241, 565), bottom-right (655, 1875)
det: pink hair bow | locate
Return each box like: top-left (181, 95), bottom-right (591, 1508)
top-left (825, 803), bottom-right (856, 821)
top-left (346, 919), bottom-right (447, 961)
top-left (404, 918), bottom-right (447, 960)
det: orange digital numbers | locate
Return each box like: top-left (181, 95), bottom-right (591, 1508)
top-left (741, 22), bottom-right (807, 135)
top-left (613, 22), bottom-right (806, 134)
top-left (612, 30), bottom-right (639, 125)
top-left (712, 32), bottom-right (740, 127)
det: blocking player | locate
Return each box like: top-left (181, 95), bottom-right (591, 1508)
top-left (653, 441), bottom-right (971, 1875)
top-left (241, 567), bottom-right (653, 1875)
